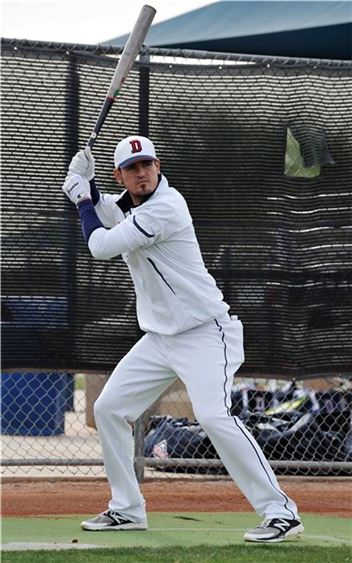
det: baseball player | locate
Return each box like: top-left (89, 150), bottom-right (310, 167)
top-left (62, 136), bottom-right (304, 543)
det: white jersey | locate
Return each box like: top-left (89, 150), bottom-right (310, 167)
top-left (89, 174), bottom-right (229, 335)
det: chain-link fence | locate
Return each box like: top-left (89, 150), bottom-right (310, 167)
top-left (2, 372), bottom-right (351, 478)
top-left (1, 372), bottom-right (104, 478)
top-left (1, 39), bottom-right (352, 478)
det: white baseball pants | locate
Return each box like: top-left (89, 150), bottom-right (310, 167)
top-left (94, 315), bottom-right (298, 522)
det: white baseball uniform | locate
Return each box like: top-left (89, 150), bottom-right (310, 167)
top-left (79, 173), bottom-right (298, 524)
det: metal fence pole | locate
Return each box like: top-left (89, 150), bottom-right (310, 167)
top-left (134, 418), bottom-right (146, 483)
top-left (64, 53), bottom-right (80, 363)
top-left (138, 47), bottom-right (150, 137)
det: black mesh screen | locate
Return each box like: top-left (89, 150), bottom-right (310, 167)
top-left (2, 39), bottom-right (351, 377)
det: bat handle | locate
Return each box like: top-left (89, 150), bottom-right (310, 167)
top-left (86, 96), bottom-right (115, 149)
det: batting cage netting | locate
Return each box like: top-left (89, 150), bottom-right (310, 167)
top-left (1, 39), bottom-right (351, 478)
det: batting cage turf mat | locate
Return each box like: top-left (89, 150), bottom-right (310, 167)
top-left (2, 513), bottom-right (351, 559)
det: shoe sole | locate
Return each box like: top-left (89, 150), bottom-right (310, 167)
top-left (244, 523), bottom-right (304, 543)
top-left (81, 521), bottom-right (147, 531)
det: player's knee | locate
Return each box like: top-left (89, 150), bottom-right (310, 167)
top-left (94, 393), bottom-right (118, 421)
top-left (93, 395), bottom-right (107, 423)
top-left (194, 404), bottom-right (231, 430)
top-left (193, 409), bottom-right (216, 429)
top-left (94, 392), bottom-right (130, 423)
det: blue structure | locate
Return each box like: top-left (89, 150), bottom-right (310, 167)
top-left (105, 1), bottom-right (352, 60)
top-left (1, 373), bottom-right (70, 436)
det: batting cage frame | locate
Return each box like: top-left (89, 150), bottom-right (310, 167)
top-left (1, 39), bottom-right (352, 478)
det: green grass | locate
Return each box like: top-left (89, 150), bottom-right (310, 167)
top-left (284, 127), bottom-right (320, 178)
top-left (2, 544), bottom-right (352, 563)
top-left (74, 374), bottom-right (86, 391)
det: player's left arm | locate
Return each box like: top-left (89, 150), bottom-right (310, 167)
top-left (86, 205), bottom-right (164, 259)
top-left (62, 175), bottom-right (189, 259)
top-left (86, 197), bottom-right (191, 259)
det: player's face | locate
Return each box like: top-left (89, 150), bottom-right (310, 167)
top-left (113, 159), bottom-right (160, 205)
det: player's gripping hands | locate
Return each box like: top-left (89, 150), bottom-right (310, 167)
top-left (62, 174), bottom-right (91, 205)
top-left (62, 147), bottom-right (95, 205)
top-left (68, 147), bottom-right (95, 180)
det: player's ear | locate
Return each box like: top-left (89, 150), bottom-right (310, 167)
top-left (154, 159), bottom-right (161, 172)
top-left (113, 167), bottom-right (123, 185)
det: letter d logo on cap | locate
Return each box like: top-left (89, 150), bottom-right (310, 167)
top-left (130, 139), bottom-right (143, 153)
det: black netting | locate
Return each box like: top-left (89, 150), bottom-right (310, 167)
top-left (1, 39), bottom-right (352, 377)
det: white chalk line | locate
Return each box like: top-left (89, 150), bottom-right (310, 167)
top-left (1, 542), bottom-right (104, 551)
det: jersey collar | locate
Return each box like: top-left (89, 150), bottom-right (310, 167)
top-left (117, 174), bottom-right (167, 214)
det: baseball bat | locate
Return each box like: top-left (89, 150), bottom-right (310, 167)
top-left (87, 4), bottom-right (156, 148)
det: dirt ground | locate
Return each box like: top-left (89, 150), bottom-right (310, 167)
top-left (2, 478), bottom-right (351, 518)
